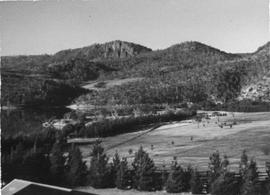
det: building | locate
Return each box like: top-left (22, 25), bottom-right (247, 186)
top-left (2, 179), bottom-right (96, 195)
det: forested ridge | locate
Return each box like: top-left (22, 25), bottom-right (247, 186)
top-left (1, 40), bottom-right (269, 108)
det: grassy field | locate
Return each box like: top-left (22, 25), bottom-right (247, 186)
top-left (81, 77), bottom-right (143, 91)
top-left (80, 111), bottom-right (270, 172)
top-left (76, 187), bottom-right (193, 195)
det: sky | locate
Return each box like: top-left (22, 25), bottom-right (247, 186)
top-left (0, 0), bottom-right (269, 56)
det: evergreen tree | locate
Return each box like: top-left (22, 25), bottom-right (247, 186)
top-left (66, 147), bottom-right (87, 187)
top-left (20, 151), bottom-right (51, 184)
top-left (165, 161), bottom-right (186, 193)
top-left (240, 159), bottom-right (261, 195)
top-left (190, 168), bottom-right (203, 194)
top-left (211, 156), bottom-right (240, 195)
top-left (88, 141), bottom-right (110, 188)
top-left (239, 150), bottom-right (248, 173)
top-left (132, 146), bottom-right (156, 191)
top-left (112, 151), bottom-right (121, 184)
top-left (49, 141), bottom-right (65, 185)
top-left (161, 164), bottom-right (168, 190)
top-left (211, 172), bottom-right (240, 195)
top-left (116, 157), bottom-right (130, 189)
top-left (208, 150), bottom-right (222, 186)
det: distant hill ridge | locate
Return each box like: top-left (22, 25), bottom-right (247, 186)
top-left (1, 40), bottom-right (269, 107)
top-left (53, 40), bottom-right (152, 61)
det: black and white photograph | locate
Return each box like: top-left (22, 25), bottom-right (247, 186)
top-left (1, 0), bottom-right (270, 194)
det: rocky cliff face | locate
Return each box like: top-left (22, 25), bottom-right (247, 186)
top-left (239, 74), bottom-right (270, 102)
top-left (52, 40), bottom-right (152, 61)
top-left (103, 40), bottom-right (152, 58)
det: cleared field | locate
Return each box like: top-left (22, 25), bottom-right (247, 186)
top-left (76, 187), bottom-right (192, 195)
top-left (80, 112), bottom-right (270, 172)
top-left (81, 77), bottom-right (143, 91)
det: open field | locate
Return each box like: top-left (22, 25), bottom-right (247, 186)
top-left (80, 111), bottom-right (270, 172)
top-left (76, 187), bottom-right (192, 195)
top-left (81, 77), bottom-right (143, 91)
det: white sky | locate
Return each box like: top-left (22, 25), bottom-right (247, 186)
top-left (0, 0), bottom-right (269, 56)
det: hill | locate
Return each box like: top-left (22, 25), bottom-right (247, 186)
top-left (1, 40), bottom-right (269, 108)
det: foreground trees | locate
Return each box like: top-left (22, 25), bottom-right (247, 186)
top-left (88, 141), bottom-right (111, 188)
top-left (3, 139), bottom-right (270, 195)
top-left (132, 146), bottom-right (156, 191)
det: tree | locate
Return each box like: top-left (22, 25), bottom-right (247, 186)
top-left (211, 155), bottom-right (240, 195)
top-left (19, 151), bottom-right (51, 184)
top-left (112, 151), bottom-right (121, 180)
top-left (165, 161), bottom-right (186, 193)
top-left (239, 150), bottom-right (248, 174)
top-left (132, 146), bottom-right (156, 191)
top-left (240, 159), bottom-right (261, 195)
top-left (211, 172), bottom-right (240, 195)
top-left (49, 141), bottom-right (65, 185)
top-left (116, 157), bottom-right (130, 189)
top-left (208, 150), bottom-right (222, 185)
top-left (66, 147), bottom-right (87, 187)
top-left (88, 141), bottom-right (110, 188)
top-left (190, 168), bottom-right (203, 194)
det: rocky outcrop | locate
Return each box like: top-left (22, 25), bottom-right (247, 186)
top-left (103, 40), bottom-right (152, 58)
top-left (239, 74), bottom-right (270, 102)
top-left (53, 40), bottom-right (152, 61)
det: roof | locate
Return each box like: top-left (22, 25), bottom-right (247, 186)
top-left (2, 179), bottom-right (96, 195)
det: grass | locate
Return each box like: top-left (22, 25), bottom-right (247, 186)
top-left (80, 111), bottom-right (270, 172)
top-left (76, 187), bottom-right (194, 195)
top-left (81, 77), bottom-right (143, 91)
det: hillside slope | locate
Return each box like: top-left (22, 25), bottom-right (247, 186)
top-left (1, 40), bottom-right (269, 107)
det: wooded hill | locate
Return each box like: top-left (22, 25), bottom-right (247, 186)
top-left (1, 40), bottom-right (269, 108)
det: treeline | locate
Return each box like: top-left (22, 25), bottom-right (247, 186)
top-left (47, 58), bottom-right (115, 84)
top-left (68, 109), bottom-right (195, 138)
top-left (2, 140), bottom-right (270, 195)
top-left (1, 74), bottom-right (88, 107)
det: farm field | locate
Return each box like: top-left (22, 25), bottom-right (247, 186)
top-left (80, 111), bottom-right (270, 172)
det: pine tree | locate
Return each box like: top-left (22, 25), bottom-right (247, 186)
top-left (66, 147), bottom-right (87, 187)
top-left (20, 151), bottom-right (51, 184)
top-left (165, 161), bottom-right (186, 193)
top-left (211, 172), bottom-right (240, 195)
top-left (211, 155), bottom-right (240, 195)
top-left (190, 168), bottom-right (203, 194)
top-left (208, 150), bottom-right (222, 186)
top-left (112, 151), bottom-right (121, 184)
top-left (239, 150), bottom-right (248, 173)
top-left (49, 141), bottom-right (65, 185)
top-left (88, 141), bottom-right (110, 188)
top-left (132, 146), bottom-right (156, 191)
top-left (116, 157), bottom-right (130, 189)
top-left (240, 159), bottom-right (261, 195)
